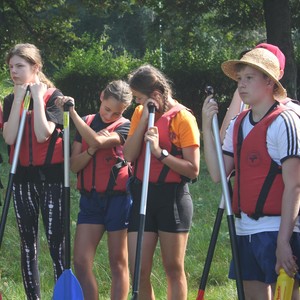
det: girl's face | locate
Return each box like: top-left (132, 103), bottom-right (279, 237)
top-left (99, 96), bottom-right (126, 123)
top-left (131, 89), bottom-right (149, 105)
top-left (132, 89), bottom-right (162, 112)
top-left (9, 55), bottom-right (37, 85)
top-left (237, 65), bottom-right (273, 105)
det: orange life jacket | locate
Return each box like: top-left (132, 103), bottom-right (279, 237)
top-left (9, 88), bottom-right (64, 166)
top-left (77, 115), bottom-right (130, 193)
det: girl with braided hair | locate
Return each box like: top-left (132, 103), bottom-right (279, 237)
top-left (124, 64), bottom-right (200, 299)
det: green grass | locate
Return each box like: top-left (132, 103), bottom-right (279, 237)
top-left (0, 141), bottom-right (239, 300)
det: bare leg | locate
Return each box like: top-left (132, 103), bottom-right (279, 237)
top-left (108, 229), bottom-right (130, 300)
top-left (159, 231), bottom-right (189, 300)
top-left (74, 224), bottom-right (104, 300)
top-left (291, 280), bottom-right (300, 300)
top-left (128, 232), bottom-right (158, 300)
top-left (244, 280), bottom-right (272, 300)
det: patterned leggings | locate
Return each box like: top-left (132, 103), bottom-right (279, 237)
top-left (13, 182), bottom-right (65, 300)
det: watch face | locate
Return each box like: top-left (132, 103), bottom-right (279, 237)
top-left (162, 149), bottom-right (169, 156)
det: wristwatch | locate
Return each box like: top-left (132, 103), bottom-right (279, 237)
top-left (158, 149), bottom-right (169, 161)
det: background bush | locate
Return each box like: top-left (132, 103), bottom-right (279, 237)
top-left (54, 36), bottom-right (140, 117)
top-left (53, 38), bottom-right (238, 127)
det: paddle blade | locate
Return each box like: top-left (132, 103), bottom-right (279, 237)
top-left (53, 269), bottom-right (84, 300)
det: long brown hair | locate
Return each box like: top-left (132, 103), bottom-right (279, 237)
top-left (128, 64), bottom-right (173, 113)
top-left (6, 43), bottom-right (55, 88)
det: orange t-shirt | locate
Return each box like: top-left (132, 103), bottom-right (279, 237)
top-left (128, 104), bottom-right (200, 148)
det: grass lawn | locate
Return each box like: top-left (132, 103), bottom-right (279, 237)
top-left (0, 136), bottom-right (239, 300)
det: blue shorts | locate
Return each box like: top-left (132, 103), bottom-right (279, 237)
top-left (229, 231), bottom-right (300, 284)
top-left (77, 190), bottom-right (131, 231)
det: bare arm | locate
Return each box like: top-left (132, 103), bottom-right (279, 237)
top-left (202, 96), bottom-right (234, 182)
top-left (31, 81), bottom-right (57, 142)
top-left (172, 146), bottom-right (200, 179)
top-left (56, 96), bottom-right (123, 150)
top-left (123, 103), bottom-right (150, 162)
top-left (3, 84), bottom-right (27, 145)
top-left (141, 122), bottom-right (199, 179)
top-left (69, 108), bottom-right (122, 149)
top-left (70, 141), bottom-right (97, 173)
top-left (275, 158), bottom-right (300, 277)
top-left (220, 88), bottom-right (243, 142)
top-left (158, 144), bottom-right (199, 179)
top-left (123, 128), bottom-right (146, 162)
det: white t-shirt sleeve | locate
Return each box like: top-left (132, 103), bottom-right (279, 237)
top-left (267, 110), bottom-right (300, 164)
top-left (222, 117), bottom-right (236, 155)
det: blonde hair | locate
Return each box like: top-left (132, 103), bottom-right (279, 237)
top-left (6, 43), bottom-right (55, 88)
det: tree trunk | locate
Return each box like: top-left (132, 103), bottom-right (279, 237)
top-left (263, 0), bottom-right (297, 99)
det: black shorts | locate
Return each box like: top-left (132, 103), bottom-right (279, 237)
top-left (127, 178), bottom-right (193, 233)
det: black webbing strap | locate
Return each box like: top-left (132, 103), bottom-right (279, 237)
top-left (157, 144), bottom-right (182, 183)
top-left (235, 115), bottom-right (245, 218)
top-left (106, 157), bottom-right (127, 193)
top-left (80, 168), bottom-right (84, 191)
top-left (250, 160), bottom-right (281, 220)
top-left (28, 114), bottom-right (33, 165)
top-left (44, 129), bottom-right (63, 165)
top-left (157, 164), bottom-right (170, 183)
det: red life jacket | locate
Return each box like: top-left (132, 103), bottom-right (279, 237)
top-left (9, 88), bottom-right (64, 166)
top-left (232, 105), bottom-right (286, 219)
top-left (77, 115), bottom-right (130, 193)
top-left (135, 103), bottom-right (188, 183)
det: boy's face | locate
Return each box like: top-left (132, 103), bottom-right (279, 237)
top-left (236, 65), bottom-right (273, 105)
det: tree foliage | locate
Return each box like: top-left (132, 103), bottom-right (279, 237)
top-left (1, 0), bottom-right (299, 116)
top-left (0, 0), bottom-right (80, 69)
top-left (53, 35), bottom-right (139, 115)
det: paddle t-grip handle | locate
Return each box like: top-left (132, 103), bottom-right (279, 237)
top-left (63, 100), bottom-right (74, 111)
top-left (147, 102), bottom-right (156, 114)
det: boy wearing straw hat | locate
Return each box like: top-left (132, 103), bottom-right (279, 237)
top-left (220, 43), bottom-right (300, 141)
top-left (202, 47), bottom-right (300, 299)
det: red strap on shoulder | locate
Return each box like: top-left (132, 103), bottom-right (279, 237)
top-left (44, 88), bottom-right (56, 102)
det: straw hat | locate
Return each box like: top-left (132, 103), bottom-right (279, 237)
top-left (221, 48), bottom-right (287, 100)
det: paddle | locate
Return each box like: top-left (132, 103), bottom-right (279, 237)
top-left (53, 101), bottom-right (84, 299)
top-left (131, 102), bottom-right (156, 300)
top-left (0, 87), bottom-right (31, 247)
top-left (207, 86), bottom-right (245, 300)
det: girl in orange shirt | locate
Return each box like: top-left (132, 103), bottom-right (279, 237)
top-left (124, 64), bottom-right (200, 300)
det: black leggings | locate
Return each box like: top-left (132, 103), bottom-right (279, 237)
top-left (13, 182), bottom-right (65, 300)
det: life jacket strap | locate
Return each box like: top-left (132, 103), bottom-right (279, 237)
top-left (250, 160), bottom-right (281, 220)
